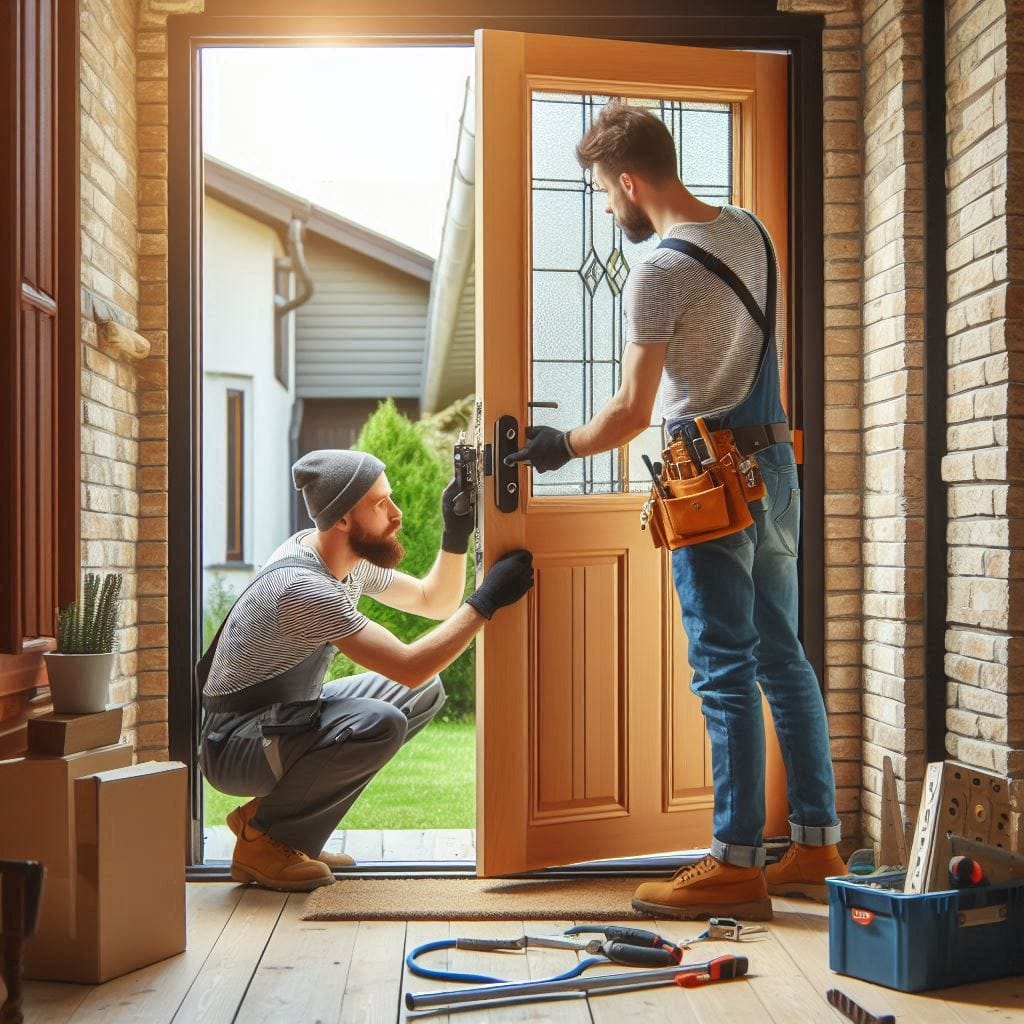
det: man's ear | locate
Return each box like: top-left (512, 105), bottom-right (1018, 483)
top-left (619, 171), bottom-right (637, 199)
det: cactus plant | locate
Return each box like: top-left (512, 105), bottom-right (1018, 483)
top-left (56, 572), bottom-right (123, 654)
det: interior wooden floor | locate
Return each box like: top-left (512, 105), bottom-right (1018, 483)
top-left (21, 883), bottom-right (1024, 1023)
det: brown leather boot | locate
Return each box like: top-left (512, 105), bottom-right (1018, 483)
top-left (226, 798), bottom-right (355, 869)
top-left (631, 854), bottom-right (773, 920)
top-left (230, 820), bottom-right (335, 892)
top-left (764, 842), bottom-right (847, 902)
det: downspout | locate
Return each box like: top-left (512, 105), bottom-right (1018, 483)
top-left (421, 77), bottom-right (475, 414)
top-left (276, 215), bottom-right (314, 317)
top-left (278, 214), bottom-right (314, 533)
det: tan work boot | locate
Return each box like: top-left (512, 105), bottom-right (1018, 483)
top-left (631, 854), bottom-right (773, 921)
top-left (229, 818), bottom-right (335, 892)
top-left (227, 798), bottom-right (355, 869)
top-left (764, 842), bottom-right (847, 902)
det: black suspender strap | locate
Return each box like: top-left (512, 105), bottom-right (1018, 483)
top-left (656, 210), bottom-right (777, 369)
top-left (194, 555), bottom-right (314, 699)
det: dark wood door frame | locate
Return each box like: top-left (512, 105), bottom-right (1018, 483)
top-left (168, 2), bottom-right (825, 864)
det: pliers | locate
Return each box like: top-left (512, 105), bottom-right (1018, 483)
top-left (406, 924), bottom-right (684, 986)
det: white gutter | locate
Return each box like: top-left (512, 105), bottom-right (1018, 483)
top-left (421, 77), bottom-right (475, 414)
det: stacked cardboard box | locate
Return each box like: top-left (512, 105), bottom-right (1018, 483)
top-left (0, 708), bottom-right (188, 983)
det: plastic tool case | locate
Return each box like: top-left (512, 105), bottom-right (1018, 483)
top-left (828, 871), bottom-right (1024, 992)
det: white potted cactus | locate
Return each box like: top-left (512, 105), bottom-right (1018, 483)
top-left (45, 571), bottom-right (123, 714)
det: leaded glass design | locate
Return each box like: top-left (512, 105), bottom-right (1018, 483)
top-left (530, 92), bottom-right (733, 496)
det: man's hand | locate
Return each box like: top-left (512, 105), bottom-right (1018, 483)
top-left (466, 550), bottom-right (534, 620)
top-left (441, 478), bottom-right (474, 554)
top-left (504, 426), bottom-right (576, 474)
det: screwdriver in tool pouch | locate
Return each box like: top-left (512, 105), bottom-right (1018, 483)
top-left (642, 454), bottom-right (669, 498)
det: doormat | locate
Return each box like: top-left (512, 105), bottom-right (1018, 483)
top-left (301, 876), bottom-right (654, 921)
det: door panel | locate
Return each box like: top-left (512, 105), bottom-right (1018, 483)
top-left (476, 29), bottom-right (790, 875)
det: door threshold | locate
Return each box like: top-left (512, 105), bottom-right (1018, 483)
top-left (187, 848), bottom-right (722, 882)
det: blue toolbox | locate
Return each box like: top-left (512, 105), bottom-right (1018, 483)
top-left (827, 871), bottom-right (1024, 992)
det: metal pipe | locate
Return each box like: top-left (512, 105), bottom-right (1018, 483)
top-left (405, 953), bottom-right (747, 1011)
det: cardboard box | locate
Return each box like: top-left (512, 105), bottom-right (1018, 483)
top-left (74, 761), bottom-right (188, 982)
top-left (0, 744), bottom-right (133, 942)
top-left (27, 707), bottom-right (124, 756)
top-left (22, 760), bottom-right (188, 983)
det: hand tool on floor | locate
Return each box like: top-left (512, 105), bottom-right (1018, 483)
top-left (406, 927), bottom-right (677, 986)
top-left (405, 953), bottom-right (748, 1011)
top-left (826, 987), bottom-right (895, 1024)
top-left (563, 924), bottom-right (684, 961)
top-left (681, 916), bottom-right (768, 945)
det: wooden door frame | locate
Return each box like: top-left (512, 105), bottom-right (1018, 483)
top-left (167, 2), bottom-right (825, 867)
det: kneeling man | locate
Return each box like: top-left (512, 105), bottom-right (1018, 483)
top-left (198, 448), bottom-right (533, 891)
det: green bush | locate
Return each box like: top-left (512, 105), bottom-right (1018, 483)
top-left (325, 399), bottom-right (476, 720)
top-left (203, 572), bottom-right (238, 650)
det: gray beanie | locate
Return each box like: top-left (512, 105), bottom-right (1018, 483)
top-left (292, 449), bottom-right (386, 531)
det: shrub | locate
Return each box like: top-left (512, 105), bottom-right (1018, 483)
top-left (325, 398), bottom-right (476, 720)
top-left (203, 572), bottom-right (238, 650)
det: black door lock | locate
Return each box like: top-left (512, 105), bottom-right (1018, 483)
top-left (494, 415), bottom-right (519, 513)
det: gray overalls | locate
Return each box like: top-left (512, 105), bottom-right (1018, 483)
top-left (197, 557), bottom-right (446, 857)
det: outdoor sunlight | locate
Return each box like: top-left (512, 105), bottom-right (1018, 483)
top-left (202, 46), bottom-right (476, 257)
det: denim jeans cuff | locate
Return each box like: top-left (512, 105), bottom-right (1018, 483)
top-left (711, 836), bottom-right (766, 868)
top-left (790, 818), bottom-right (842, 846)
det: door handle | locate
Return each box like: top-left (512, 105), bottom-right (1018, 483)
top-left (494, 414), bottom-right (519, 513)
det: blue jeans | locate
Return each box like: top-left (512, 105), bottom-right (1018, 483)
top-left (671, 443), bottom-right (840, 867)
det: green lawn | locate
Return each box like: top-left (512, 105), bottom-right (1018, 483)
top-left (203, 718), bottom-right (476, 830)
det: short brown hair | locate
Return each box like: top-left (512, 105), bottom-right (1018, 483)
top-left (575, 100), bottom-right (677, 182)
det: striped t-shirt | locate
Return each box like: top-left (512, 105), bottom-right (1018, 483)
top-left (203, 531), bottom-right (395, 700)
top-left (625, 205), bottom-right (786, 424)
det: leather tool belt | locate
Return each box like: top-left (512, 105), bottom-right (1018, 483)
top-left (640, 417), bottom-right (769, 550)
top-left (721, 421), bottom-right (791, 458)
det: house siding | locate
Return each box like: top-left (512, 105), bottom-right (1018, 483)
top-left (295, 237), bottom-right (430, 400)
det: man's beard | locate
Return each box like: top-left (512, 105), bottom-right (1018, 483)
top-left (616, 195), bottom-right (656, 244)
top-left (350, 520), bottom-right (405, 569)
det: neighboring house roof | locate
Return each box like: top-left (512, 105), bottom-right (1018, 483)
top-left (421, 78), bottom-right (476, 414)
top-left (203, 156), bottom-right (433, 282)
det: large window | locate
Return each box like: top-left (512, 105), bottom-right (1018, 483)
top-left (530, 92), bottom-right (734, 496)
top-left (225, 389), bottom-right (245, 562)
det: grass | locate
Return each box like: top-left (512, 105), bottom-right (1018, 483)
top-left (203, 718), bottom-right (476, 830)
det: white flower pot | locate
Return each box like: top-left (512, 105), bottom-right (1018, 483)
top-left (44, 651), bottom-right (116, 714)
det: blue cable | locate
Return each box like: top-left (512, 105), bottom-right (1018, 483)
top-left (406, 939), bottom-right (605, 985)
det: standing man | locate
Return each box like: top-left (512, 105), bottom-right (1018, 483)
top-left (507, 101), bottom-right (843, 920)
top-left (199, 448), bottom-right (533, 892)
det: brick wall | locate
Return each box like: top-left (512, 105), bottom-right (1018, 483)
top-left (858, 0), bottom-right (929, 845)
top-left (821, 3), bottom-right (868, 851)
top-left (79, 0), bottom-right (143, 753)
top-left (942, 0), bottom-right (1024, 777)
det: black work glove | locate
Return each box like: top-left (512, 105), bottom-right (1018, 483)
top-left (466, 550), bottom-right (534, 620)
top-left (441, 479), bottom-right (474, 554)
top-left (503, 426), bottom-right (577, 474)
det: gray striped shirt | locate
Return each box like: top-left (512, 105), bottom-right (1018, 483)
top-left (625, 205), bottom-right (786, 424)
top-left (203, 531), bottom-right (394, 699)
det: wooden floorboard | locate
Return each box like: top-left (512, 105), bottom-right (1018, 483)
top-left (17, 884), bottom-right (1024, 1023)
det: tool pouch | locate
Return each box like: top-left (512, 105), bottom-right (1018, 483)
top-left (640, 428), bottom-right (756, 550)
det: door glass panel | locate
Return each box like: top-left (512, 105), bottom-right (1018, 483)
top-left (530, 92), bottom-right (733, 496)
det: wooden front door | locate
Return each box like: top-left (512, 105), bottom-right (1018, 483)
top-left (475, 30), bottom-right (791, 876)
